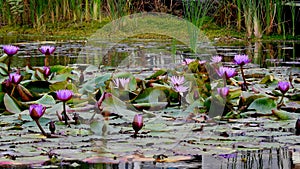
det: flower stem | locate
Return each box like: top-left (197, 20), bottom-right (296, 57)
top-left (10, 84), bottom-right (16, 96)
top-left (7, 55), bottom-right (12, 72)
top-left (240, 65), bottom-right (248, 90)
top-left (278, 93), bottom-right (284, 107)
top-left (35, 120), bottom-right (47, 136)
top-left (63, 101), bottom-right (68, 125)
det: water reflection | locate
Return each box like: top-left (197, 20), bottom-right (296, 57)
top-left (1, 35), bottom-right (300, 69)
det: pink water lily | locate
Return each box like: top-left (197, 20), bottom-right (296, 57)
top-left (39, 45), bottom-right (56, 55)
top-left (3, 45), bottom-right (19, 56)
top-left (171, 76), bottom-right (185, 86)
top-left (174, 85), bottom-right (188, 93)
top-left (211, 56), bottom-right (222, 63)
top-left (182, 58), bottom-right (196, 65)
top-left (113, 78), bottom-right (130, 89)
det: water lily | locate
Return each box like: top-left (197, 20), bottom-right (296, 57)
top-left (211, 56), bottom-right (222, 63)
top-left (233, 54), bottom-right (251, 66)
top-left (277, 81), bottom-right (290, 108)
top-left (217, 66), bottom-right (237, 79)
top-left (170, 76), bottom-right (185, 86)
top-left (43, 66), bottom-right (51, 77)
top-left (113, 78), bottom-right (130, 89)
top-left (132, 114), bottom-right (143, 136)
top-left (39, 46), bottom-right (56, 55)
top-left (29, 104), bottom-right (47, 136)
top-left (56, 89), bottom-right (73, 102)
top-left (9, 73), bottom-right (22, 84)
top-left (182, 58), bottom-right (196, 65)
top-left (234, 54), bottom-right (251, 90)
top-left (3, 45), bottom-right (19, 72)
top-left (3, 45), bottom-right (19, 56)
top-left (174, 85), bottom-right (188, 93)
top-left (29, 104), bottom-right (46, 121)
top-left (56, 89), bottom-right (73, 125)
top-left (278, 81), bottom-right (290, 94)
top-left (217, 87), bottom-right (229, 98)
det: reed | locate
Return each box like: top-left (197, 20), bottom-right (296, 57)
top-left (236, 0), bottom-right (242, 32)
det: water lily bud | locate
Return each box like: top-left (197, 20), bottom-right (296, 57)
top-left (3, 45), bottom-right (19, 56)
top-left (217, 66), bottom-right (237, 79)
top-left (132, 114), bottom-right (143, 135)
top-left (296, 118), bottom-right (300, 135)
top-left (217, 87), bottom-right (229, 98)
top-left (49, 121), bottom-right (56, 134)
top-left (43, 66), bottom-right (51, 77)
top-left (29, 104), bottom-right (46, 121)
top-left (56, 89), bottom-right (73, 102)
top-left (39, 46), bottom-right (56, 55)
top-left (278, 81), bottom-right (290, 94)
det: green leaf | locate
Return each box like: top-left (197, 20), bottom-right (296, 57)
top-left (272, 109), bottom-right (293, 120)
top-left (95, 73), bottom-right (112, 88)
top-left (30, 94), bottom-right (56, 106)
top-left (4, 94), bottom-right (21, 114)
top-left (145, 69), bottom-right (167, 80)
top-left (248, 97), bottom-right (276, 114)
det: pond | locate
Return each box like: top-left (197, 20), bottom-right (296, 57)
top-left (0, 35), bottom-right (300, 169)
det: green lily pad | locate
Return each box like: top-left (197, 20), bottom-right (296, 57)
top-left (248, 97), bottom-right (276, 114)
top-left (4, 94), bottom-right (21, 114)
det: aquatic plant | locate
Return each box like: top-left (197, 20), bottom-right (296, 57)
top-left (170, 76), bottom-right (185, 86)
top-left (29, 104), bottom-right (47, 136)
top-left (277, 81), bottom-right (290, 107)
top-left (132, 114), bottom-right (143, 136)
top-left (43, 66), bottom-right (51, 78)
top-left (217, 87), bottom-right (229, 98)
top-left (112, 77), bottom-right (130, 90)
top-left (233, 54), bottom-right (251, 90)
top-left (211, 56), bottom-right (222, 63)
top-left (56, 89), bottom-right (73, 125)
top-left (39, 45), bottom-right (56, 66)
top-left (2, 45), bottom-right (19, 72)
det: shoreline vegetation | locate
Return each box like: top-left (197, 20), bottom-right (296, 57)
top-left (0, 0), bottom-right (299, 43)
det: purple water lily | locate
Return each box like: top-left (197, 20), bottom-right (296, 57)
top-left (217, 66), bottom-right (237, 79)
top-left (39, 45), bottom-right (56, 55)
top-left (56, 89), bottom-right (73, 102)
top-left (233, 54), bottom-right (251, 66)
top-left (277, 81), bottom-right (290, 108)
top-left (56, 89), bottom-right (73, 125)
top-left (171, 76), bottom-right (185, 86)
top-left (211, 56), bottom-right (222, 63)
top-left (29, 104), bottom-right (47, 136)
top-left (29, 104), bottom-right (46, 121)
top-left (217, 87), bottom-right (229, 98)
top-left (3, 45), bottom-right (19, 56)
top-left (278, 81), bottom-right (290, 94)
top-left (132, 114), bottom-right (143, 136)
top-left (9, 73), bottom-right (22, 84)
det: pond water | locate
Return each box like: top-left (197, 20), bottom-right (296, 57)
top-left (0, 35), bottom-right (299, 169)
top-left (1, 35), bottom-right (300, 70)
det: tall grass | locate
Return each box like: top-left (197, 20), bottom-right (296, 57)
top-left (182, 0), bottom-right (214, 52)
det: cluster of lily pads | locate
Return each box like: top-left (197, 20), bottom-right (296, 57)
top-left (0, 44), bottom-right (298, 137)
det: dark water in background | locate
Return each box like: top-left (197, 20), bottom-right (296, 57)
top-left (1, 35), bottom-right (300, 69)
